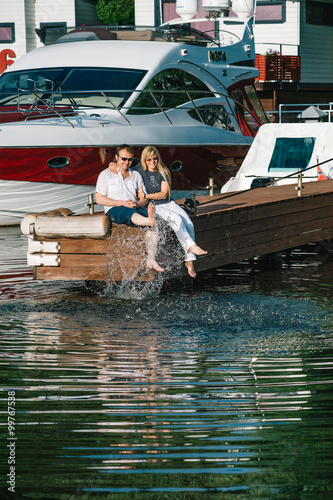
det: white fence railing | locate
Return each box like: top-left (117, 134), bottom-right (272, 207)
top-left (265, 102), bottom-right (333, 123)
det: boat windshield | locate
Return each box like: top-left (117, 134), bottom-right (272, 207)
top-left (230, 83), bottom-right (268, 137)
top-left (268, 137), bottom-right (316, 172)
top-left (127, 68), bottom-right (213, 115)
top-left (0, 67), bottom-right (147, 108)
top-left (36, 25), bottom-right (218, 47)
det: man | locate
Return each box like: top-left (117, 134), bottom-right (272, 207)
top-left (95, 144), bottom-right (164, 272)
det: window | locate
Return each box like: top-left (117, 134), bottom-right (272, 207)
top-left (255, 1), bottom-right (285, 23)
top-left (230, 84), bottom-right (268, 136)
top-left (306, 0), bottom-right (333, 26)
top-left (0, 67), bottom-right (147, 108)
top-left (229, 1), bottom-right (284, 23)
top-left (244, 85), bottom-right (268, 125)
top-left (128, 69), bottom-right (212, 115)
top-left (188, 104), bottom-right (234, 131)
top-left (0, 23), bottom-right (15, 43)
top-left (268, 138), bottom-right (316, 172)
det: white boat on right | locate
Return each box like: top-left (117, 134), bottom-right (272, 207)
top-left (221, 122), bottom-right (333, 193)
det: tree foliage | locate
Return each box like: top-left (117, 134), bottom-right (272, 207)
top-left (96, 0), bottom-right (135, 26)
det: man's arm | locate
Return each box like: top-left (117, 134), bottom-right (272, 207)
top-left (96, 169), bottom-right (138, 209)
top-left (95, 192), bottom-right (137, 208)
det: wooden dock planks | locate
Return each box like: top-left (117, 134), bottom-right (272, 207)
top-left (193, 180), bottom-right (333, 272)
top-left (31, 180), bottom-right (333, 281)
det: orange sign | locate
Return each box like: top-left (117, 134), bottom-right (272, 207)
top-left (0, 49), bottom-right (16, 74)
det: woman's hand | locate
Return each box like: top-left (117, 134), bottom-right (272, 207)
top-left (138, 186), bottom-right (146, 201)
top-left (108, 161), bottom-right (118, 174)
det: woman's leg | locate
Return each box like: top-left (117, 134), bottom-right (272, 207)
top-left (156, 205), bottom-right (197, 277)
top-left (185, 261), bottom-right (197, 278)
top-left (155, 203), bottom-right (196, 256)
top-left (156, 202), bottom-right (207, 261)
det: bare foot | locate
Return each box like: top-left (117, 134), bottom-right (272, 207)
top-left (147, 203), bottom-right (156, 227)
top-left (147, 259), bottom-right (165, 272)
top-left (185, 261), bottom-right (197, 278)
top-left (188, 245), bottom-right (208, 256)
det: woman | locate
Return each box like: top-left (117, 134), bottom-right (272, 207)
top-left (137, 146), bottom-right (207, 278)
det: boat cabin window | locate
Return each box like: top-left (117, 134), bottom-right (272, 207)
top-left (0, 67), bottom-right (147, 108)
top-left (127, 69), bottom-right (212, 115)
top-left (188, 104), bottom-right (235, 131)
top-left (268, 137), bottom-right (316, 171)
top-left (230, 84), bottom-right (268, 137)
top-left (244, 85), bottom-right (268, 125)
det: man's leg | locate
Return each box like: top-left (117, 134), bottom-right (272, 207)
top-left (130, 206), bottom-right (164, 273)
top-left (107, 205), bottom-right (163, 273)
top-left (130, 203), bottom-right (156, 227)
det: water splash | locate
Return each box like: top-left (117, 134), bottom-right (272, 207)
top-left (104, 279), bottom-right (164, 300)
top-left (104, 221), bottom-right (184, 300)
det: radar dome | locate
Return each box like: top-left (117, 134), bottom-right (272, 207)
top-left (231, 0), bottom-right (256, 18)
top-left (202, 0), bottom-right (231, 12)
top-left (176, 0), bottom-right (199, 22)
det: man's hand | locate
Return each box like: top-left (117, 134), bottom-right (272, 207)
top-left (108, 161), bottom-right (118, 174)
top-left (122, 200), bottom-right (138, 208)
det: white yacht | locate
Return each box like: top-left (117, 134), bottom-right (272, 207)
top-left (0, 1), bottom-right (267, 225)
top-left (221, 122), bottom-right (333, 193)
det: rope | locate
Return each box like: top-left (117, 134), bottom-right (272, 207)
top-left (197, 156), bottom-right (333, 208)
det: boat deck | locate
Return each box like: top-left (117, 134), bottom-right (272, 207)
top-left (29, 180), bottom-right (333, 282)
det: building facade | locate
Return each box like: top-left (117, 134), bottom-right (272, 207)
top-left (0, 0), bottom-right (100, 73)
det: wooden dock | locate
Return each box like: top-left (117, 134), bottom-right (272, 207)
top-left (26, 180), bottom-right (333, 281)
top-left (193, 179), bottom-right (333, 273)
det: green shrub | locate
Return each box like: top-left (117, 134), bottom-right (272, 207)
top-left (96, 0), bottom-right (135, 26)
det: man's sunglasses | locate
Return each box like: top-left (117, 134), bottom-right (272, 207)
top-left (118, 156), bottom-right (133, 163)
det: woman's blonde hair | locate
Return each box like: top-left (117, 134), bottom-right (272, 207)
top-left (141, 146), bottom-right (171, 197)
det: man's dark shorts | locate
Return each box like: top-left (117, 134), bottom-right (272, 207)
top-left (106, 206), bottom-right (148, 227)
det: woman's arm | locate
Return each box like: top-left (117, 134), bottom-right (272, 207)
top-left (144, 181), bottom-right (169, 201)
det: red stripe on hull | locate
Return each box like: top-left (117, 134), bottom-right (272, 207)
top-left (0, 145), bottom-right (250, 190)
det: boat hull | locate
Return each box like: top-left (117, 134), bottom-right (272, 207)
top-left (0, 144), bottom-right (250, 225)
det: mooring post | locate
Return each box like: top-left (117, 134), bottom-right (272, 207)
top-left (86, 194), bottom-right (95, 214)
top-left (296, 167), bottom-right (303, 197)
top-left (208, 178), bottom-right (215, 196)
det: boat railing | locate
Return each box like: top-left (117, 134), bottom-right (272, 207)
top-left (16, 79), bottom-right (76, 128)
top-left (265, 103), bottom-right (333, 123)
top-left (0, 87), bottom-right (242, 129)
top-left (35, 24), bottom-right (225, 47)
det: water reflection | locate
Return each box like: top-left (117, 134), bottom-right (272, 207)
top-left (0, 228), bottom-right (333, 498)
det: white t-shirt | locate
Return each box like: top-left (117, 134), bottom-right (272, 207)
top-left (96, 167), bottom-right (145, 213)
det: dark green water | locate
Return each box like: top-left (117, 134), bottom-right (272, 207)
top-left (0, 228), bottom-right (333, 499)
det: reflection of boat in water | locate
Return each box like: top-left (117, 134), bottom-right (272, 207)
top-left (0, 1), bottom-right (267, 225)
top-left (221, 123), bottom-right (333, 193)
